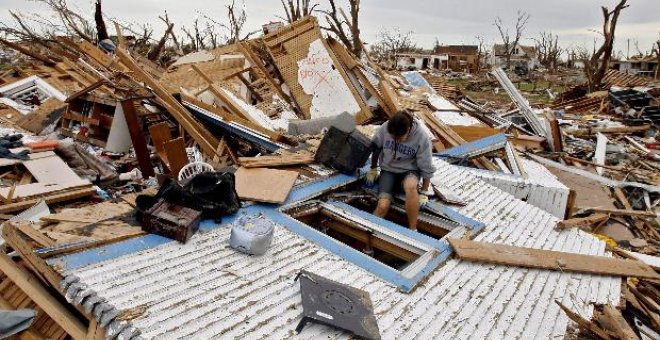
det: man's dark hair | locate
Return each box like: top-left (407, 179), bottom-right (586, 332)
top-left (387, 111), bottom-right (413, 137)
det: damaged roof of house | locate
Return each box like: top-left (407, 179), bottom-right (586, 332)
top-left (53, 158), bottom-right (619, 340)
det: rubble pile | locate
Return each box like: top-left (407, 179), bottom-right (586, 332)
top-left (0, 13), bottom-right (658, 340)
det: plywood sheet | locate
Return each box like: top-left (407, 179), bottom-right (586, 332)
top-left (547, 166), bottom-right (616, 209)
top-left (234, 167), bottom-right (298, 204)
top-left (448, 238), bottom-right (659, 279)
top-left (22, 154), bottom-right (84, 184)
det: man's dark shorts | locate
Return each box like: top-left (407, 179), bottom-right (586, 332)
top-left (378, 170), bottom-right (420, 201)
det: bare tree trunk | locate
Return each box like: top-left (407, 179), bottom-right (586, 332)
top-left (147, 23), bottom-right (173, 61)
top-left (94, 0), bottom-right (109, 41)
top-left (584, 0), bottom-right (628, 91)
top-left (279, 0), bottom-right (318, 23)
top-left (321, 0), bottom-right (362, 57)
top-left (494, 11), bottom-right (529, 69)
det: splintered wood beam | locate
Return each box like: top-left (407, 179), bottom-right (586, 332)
top-left (0, 187), bottom-right (96, 214)
top-left (602, 304), bottom-right (640, 340)
top-left (556, 300), bottom-right (611, 340)
top-left (78, 40), bottom-right (128, 72)
top-left (448, 238), bottom-right (659, 279)
top-left (556, 213), bottom-right (609, 230)
top-left (121, 100), bottom-right (155, 178)
top-left (113, 21), bottom-right (126, 49)
top-left (585, 208), bottom-right (656, 218)
top-left (115, 48), bottom-right (221, 159)
top-left (65, 79), bottom-right (106, 103)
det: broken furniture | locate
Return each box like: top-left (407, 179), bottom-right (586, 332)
top-left (60, 95), bottom-right (132, 152)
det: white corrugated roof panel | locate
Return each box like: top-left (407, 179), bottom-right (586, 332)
top-left (60, 159), bottom-right (620, 339)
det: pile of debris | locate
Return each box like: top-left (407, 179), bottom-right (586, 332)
top-left (0, 13), bottom-right (657, 340)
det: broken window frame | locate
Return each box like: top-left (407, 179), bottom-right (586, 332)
top-left (0, 75), bottom-right (67, 114)
top-left (271, 176), bottom-right (485, 293)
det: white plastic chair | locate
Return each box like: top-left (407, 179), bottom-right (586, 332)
top-left (178, 161), bottom-right (214, 182)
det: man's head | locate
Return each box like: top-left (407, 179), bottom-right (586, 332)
top-left (387, 111), bottom-right (413, 141)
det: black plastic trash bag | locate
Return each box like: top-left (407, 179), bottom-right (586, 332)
top-left (136, 171), bottom-right (241, 222)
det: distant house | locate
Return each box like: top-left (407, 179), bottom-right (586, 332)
top-left (492, 43), bottom-right (540, 70)
top-left (395, 52), bottom-right (449, 71)
top-left (433, 45), bottom-right (479, 73)
top-left (611, 55), bottom-right (658, 78)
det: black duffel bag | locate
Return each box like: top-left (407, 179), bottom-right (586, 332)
top-left (136, 171), bottom-right (241, 222)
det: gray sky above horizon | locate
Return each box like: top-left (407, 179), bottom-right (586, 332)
top-left (1, 0), bottom-right (659, 57)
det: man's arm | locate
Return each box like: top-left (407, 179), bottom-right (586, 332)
top-left (370, 125), bottom-right (384, 168)
top-left (371, 148), bottom-right (380, 168)
top-left (417, 138), bottom-right (436, 191)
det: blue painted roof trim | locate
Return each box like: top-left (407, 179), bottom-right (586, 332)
top-left (423, 201), bottom-right (485, 233)
top-left (261, 210), bottom-right (426, 292)
top-left (435, 133), bottom-right (508, 159)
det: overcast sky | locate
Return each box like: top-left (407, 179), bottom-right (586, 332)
top-left (1, 0), bottom-right (659, 57)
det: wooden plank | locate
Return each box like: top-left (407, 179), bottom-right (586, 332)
top-left (113, 21), bottom-right (126, 49)
top-left (64, 79), bottom-right (106, 103)
top-left (0, 187), bottom-right (96, 214)
top-left (0, 250), bottom-right (86, 340)
top-left (189, 65), bottom-right (265, 127)
top-left (234, 167), bottom-right (298, 204)
top-left (237, 42), bottom-right (291, 107)
top-left (543, 109), bottom-right (563, 152)
top-left (556, 300), bottom-right (611, 339)
top-left (14, 223), bottom-right (56, 248)
top-left (448, 238), bottom-right (660, 279)
top-left (148, 122), bottom-right (172, 157)
top-left (586, 208), bottom-right (656, 218)
top-left (86, 318), bottom-right (105, 340)
top-left (557, 213), bottom-right (609, 230)
top-left (164, 137), bottom-right (188, 178)
top-left (447, 125), bottom-right (500, 142)
top-left (0, 182), bottom-right (91, 201)
top-left (613, 188), bottom-right (634, 210)
top-left (238, 152), bottom-right (314, 168)
top-left (78, 40), bottom-right (127, 72)
top-left (121, 100), bottom-right (155, 178)
top-left (2, 222), bottom-right (63, 288)
top-left (602, 304), bottom-right (640, 340)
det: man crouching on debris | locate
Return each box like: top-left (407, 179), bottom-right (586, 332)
top-left (366, 111), bottom-right (436, 231)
